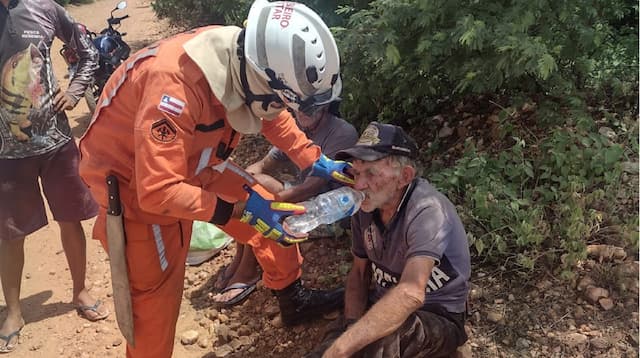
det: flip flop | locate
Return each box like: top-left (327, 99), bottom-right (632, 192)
top-left (0, 326), bottom-right (23, 354)
top-left (214, 281), bottom-right (258, 307)
top-left (75, 299), bottom-right (110, 322)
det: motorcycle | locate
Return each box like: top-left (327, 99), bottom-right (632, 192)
top-left (60, 1), bottom-right (131, 113)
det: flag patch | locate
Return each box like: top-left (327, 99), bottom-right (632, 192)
top-left (157, 94), bottom-right (185, 116)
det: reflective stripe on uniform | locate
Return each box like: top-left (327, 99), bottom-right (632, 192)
top-left (223, 161), bottom-right (255, 184)
top-left (210, 160), bottom-right (228, 174)
top-left (195, 147), bottom-right (214, 175)
top-left (151, 224), bottom-right (169, 271)
top-left (210, 160), bottom-right (254, 184)
top-left (91, 47), bottom-right (159, 122)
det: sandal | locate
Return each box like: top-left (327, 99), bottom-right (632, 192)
top-left (0, 326), bottom-right (23, 354)
top-left (212, 280), bottom-right (259, 307)
top-left (75, 299), bottom-right (110, 322)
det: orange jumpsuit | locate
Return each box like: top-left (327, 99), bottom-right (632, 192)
top-left (78, 26), bottom-right (320, 358)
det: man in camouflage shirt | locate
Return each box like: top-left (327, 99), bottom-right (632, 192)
top-left (309, 122), bottom-right (471, 358)
top-left (0, 0), bottom-right (104, 353)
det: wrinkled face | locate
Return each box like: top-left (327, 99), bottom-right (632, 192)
top-left (351, 157), bottom-right (403, 213)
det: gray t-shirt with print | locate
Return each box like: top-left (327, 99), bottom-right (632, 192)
top-left (0, 0), bottom-right (98, 158)
top-left (351, 178), bottom-right (471, 313)
top-left (268, 113), bottom-right (358, 190)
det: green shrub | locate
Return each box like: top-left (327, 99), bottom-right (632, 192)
top-left (151, 0), bottom-right (251, 27)
top-left (336, 0), bottom-right (638, 127)
top-left (429, 112), bottom-right (635, 275)
top-left (150, 0), bottom-right (364, 28)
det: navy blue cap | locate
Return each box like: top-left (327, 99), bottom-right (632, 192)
top-left (336, 122), bottom-right (418, 161)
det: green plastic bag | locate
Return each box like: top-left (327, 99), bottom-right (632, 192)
top-left (187, 221), bottom-right (232, 266)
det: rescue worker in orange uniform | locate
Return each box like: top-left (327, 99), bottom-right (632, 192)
top-left (78, 1), bottom-right (351, 356)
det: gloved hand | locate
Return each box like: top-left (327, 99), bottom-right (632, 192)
top-left (240, 185), bottom-right (309, 246)
top-left (310, 154), bottom-right (354, 185)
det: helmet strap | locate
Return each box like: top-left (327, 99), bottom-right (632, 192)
top-left (236, 30), bottom-right (283, 111)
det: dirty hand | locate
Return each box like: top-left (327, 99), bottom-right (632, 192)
top-left (53, 89), bottom-right (79, 112)
top-left (310, 154), bottom-right (354, 185)
top-left (240, 185), bottom-right (308, 246)
top-left (322, 343), bottom-right (349, 358)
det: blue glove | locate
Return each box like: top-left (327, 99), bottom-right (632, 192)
top-left (309, 154), bottom-right (354, 185)
top-left (239, 185), bottom-right (308, 246)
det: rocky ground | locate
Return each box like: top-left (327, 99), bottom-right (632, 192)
top-left (0, 0), bottom-right (637, 357)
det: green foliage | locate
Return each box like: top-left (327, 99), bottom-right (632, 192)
top-left (150, 0), bottom-right (364, 28)
top-left (148, 0), bottom-right (637, 125)
top-left (337, 0), bottom-right (638, 126)
top-left (430, 119), bottom-right (634, 273)
top-left (151, 0), bottom-right (251, 27)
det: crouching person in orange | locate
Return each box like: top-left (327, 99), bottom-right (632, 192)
top-left (78, 1), bottom-right (351, 357)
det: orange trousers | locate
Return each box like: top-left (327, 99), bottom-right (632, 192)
top-left (97, 218), bottom-right (192, 358)
top-left (95, 216), bottom-right (303, 357)
top-left (93, 163), bottom-right (304, 357)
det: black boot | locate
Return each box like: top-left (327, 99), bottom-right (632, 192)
top-left (274, 279), bottom-right (344, 326)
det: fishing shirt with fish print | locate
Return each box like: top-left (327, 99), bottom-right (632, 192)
top-left (0, 0), bottom-right (97, 158)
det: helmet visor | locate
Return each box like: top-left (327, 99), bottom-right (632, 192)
top-left (298, 91), bottom-right (333, 116)
top-left (296, 75), bottom-right (342, 116)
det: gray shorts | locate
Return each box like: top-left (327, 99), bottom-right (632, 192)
top-left (0, 140), bottom-right (98, 240)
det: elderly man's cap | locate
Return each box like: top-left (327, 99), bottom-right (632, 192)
top-left (336, 122), bottom-right (418, 161)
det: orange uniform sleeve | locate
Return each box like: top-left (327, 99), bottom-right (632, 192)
top-left (132, 70), bottom-right (221, 223)
top-left (261, 110), bottom-right (321, 171)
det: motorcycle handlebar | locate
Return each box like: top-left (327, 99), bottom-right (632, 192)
top-left (108, 14), bottom-right (129, 25)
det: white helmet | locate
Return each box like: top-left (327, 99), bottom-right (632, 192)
top-left (244, 0), bottom-right (342, 115)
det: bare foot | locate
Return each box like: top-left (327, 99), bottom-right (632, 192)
top-left (214, 244), bottom-right (245, 290)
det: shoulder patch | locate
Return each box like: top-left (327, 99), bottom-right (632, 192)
top-left (151, 118), bottom-right (177, 143)
top-left (157, 94), bottom-right (186, 116)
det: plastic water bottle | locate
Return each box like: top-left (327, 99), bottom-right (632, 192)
top-left (283, 187), bottom-right (365, 236)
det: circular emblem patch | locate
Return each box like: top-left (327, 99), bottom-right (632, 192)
top-left (151, 118), bottom-right (177, 143)
top-left (357, 124), bottom-right (381, 146)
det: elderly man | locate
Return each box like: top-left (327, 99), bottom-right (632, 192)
top-left (308, 122), bottom-right (471, 358)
